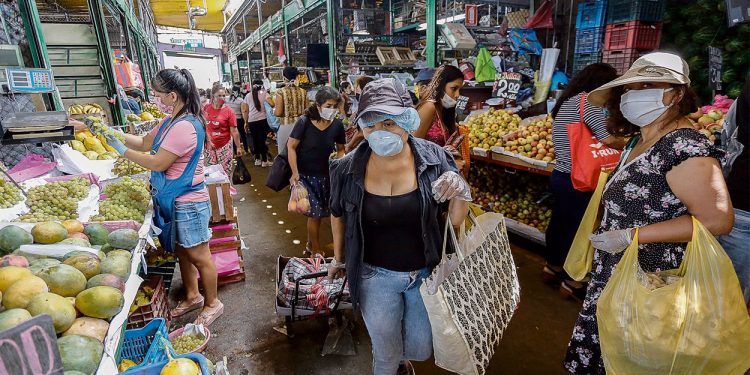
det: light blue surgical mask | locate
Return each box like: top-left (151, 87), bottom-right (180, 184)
top-left (367, 130), bottom-right (404, 157)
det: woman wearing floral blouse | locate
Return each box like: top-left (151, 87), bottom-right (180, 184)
top-left (563, 52), bottom-right (734, 374)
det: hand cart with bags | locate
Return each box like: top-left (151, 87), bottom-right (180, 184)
top-left (275, 255), bottom-right (353, 336)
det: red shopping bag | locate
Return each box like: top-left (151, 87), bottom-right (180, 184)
top-left (567, 94), bottom-right (621, 191)
top-left (115, 56), bottom-right (144, 89)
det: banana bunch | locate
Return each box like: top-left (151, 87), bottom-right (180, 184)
top-left (68, 103), bottom-right (103, 115)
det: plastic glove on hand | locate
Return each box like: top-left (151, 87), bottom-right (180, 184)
top-left (589, 229), bottom-right (634, 254)
top-left (431, 171), bottom-right (472, 203)
top-left (105, 134), bottom-right (128, 156)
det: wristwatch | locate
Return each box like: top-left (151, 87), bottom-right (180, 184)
top-left (330, 258), bottom-right (346, 269)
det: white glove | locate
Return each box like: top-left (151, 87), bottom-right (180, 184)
top-left (431, 171), bottom-right (472, 203)
top-left (589, 229), bottom-right (634, 254)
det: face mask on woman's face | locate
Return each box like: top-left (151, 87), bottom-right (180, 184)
top-left (320, 107), bottom-right (338, 121)
top-left (619, 88), bottom-right (674, 127)
top-left (441, 94), bottom-right (457, 108)
top-left (367, 129), bottom-right (404, 157)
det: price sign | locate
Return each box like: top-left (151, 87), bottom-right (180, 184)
top-left (0, 315), bottom-right (64, 375)
top-left (708, 46), bottom-right (723, 91)
top-left (456, 95), bottom-right (470, 112)
top-left (493, 72), bottom-right (522, 100)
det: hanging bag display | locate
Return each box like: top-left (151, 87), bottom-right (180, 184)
top-left (563, 170), bottom-right (609, 281)
top-left (567, 94), bottom-right (621, 192)
top-left (597, 218), bottom-right (750, 375)
top-left (420, 213), bottom-right (520, 375)
top-left (474, 47), bottom-right (496, 83)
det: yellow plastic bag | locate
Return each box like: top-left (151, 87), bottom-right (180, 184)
top-left (597, 217), bottom-right (750, 375)
top-left (563, 171), bottom-right (608, 281)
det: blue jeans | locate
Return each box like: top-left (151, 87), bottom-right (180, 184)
top-left (719, 208), bottom-right (750, 305)
top-left (359, 263), bottom-right (433, 375)
top-left (174, 200), bottom-right (212, 248)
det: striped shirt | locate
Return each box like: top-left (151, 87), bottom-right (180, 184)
top-left (552, 92), bottom-right (611, 173)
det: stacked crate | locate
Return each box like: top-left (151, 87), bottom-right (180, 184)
top-left (207, 182), bottom-right (246, 285)
top-left (602, 0), bottom-right (666, 74)
top-left (573, 0), bottom-right (607, 75)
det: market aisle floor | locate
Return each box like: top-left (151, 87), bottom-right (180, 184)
top-left (169, 155), bottom-right (581, 375)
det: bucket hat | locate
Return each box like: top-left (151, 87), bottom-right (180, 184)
top-left (588, 52), bottom-right (691, 107)
top-left (354, 78), bottom-right (414, 125)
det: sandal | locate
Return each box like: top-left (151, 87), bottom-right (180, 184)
top-left (559, 280), bottom-right (587, 302)
top-left (397, 360), bottom-right (415, 375)
top-left (194, 301), bottom-right (224, 326)
top-left (171, 295), bottom-right (204, 317)
top-left (542, 265), bottom-right (567, 285)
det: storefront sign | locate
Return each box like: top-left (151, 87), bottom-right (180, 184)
top-left (465, 4), bottom-right (479, 26)
top-left (708, 46), bottom-right (723, 91)
top-left (456, 95), bottom-right (470, 111)
top-left (0, 315), bottom-right (64, 375)
top-left (170, 38), bottom-right (203, 48)
top-left (493, 72), bottom-right (522, 100)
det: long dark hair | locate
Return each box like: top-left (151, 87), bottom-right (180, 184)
top-left (551, 63), bottom-right (618, 118)
top-left (251, 79), bottom-right (263, 112)
top-left (304, 86), bottom-right (341, 121)
top-left (150, 68), bottom-right (203, 125)
top-left (418, 64), bottom-right (464, 135)
top-left (230, 83), bottom-right (241, 101)
top-left (605, 84), bottom-right (699, 137)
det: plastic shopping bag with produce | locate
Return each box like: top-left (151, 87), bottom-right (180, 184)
top-left (288, 182), bottom-right (311, 215)
top-left (597, 217), bottom-right (750, 375)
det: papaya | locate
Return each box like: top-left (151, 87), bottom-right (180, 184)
top-left (0, 254), bottom-right (29, 267)
top-left (0, 308), bottom-right (32, 331)
top-left (0, 225), bottom-right (33, 254)
top-left (107, 249), bottom-right (132, 260)
top-left (62, 317), bottom-right (109, 343)
top-left (28, 258), bottom-right (61, 274)
top-left (31, 222), bottom-right (68, 244)
top-left (69, 232), bottom-right (89, 241)
top-left (63, 255), bottom-right (101, 280)
top-left (101, 255), bottom-right (131, 279)
top-left (2, 275), bottom-right (48, 309)
top-left (57, 334), bottom-right (103, 375)
top-left (64, 250), bottom-right (101, 261)
top-left (62, 220), bottom-right (85, 234)
top-left (60, 238), bottom-right (92, 248)
top-left (27, 292), bottom-right (77, 333)
top-left (83, 224), bottom-right (108, 246)
top-left (107, 229), bottom-right (139, 250)
top-left (86, 273), bottom-right (124, 292)
top-left (35, 264), bottom-right (87, 297)
top-left (75, 286), bottom-right (124, 319)
top-left (0, 266), bottom-right (32, 292)
top-left (161, 358), bottom-right (200, 375)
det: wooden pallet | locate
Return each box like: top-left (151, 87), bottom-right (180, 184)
top-left (207, 182), bottom-right (236, 223)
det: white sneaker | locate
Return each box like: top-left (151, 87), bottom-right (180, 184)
top-left (262, 161), bottom-right (272, 167)
top-left (254, 159), bottom-right (261, 166)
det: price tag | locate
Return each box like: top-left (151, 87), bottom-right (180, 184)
top-left (456, 95), bottom-right (469, 111)
top-left (708, 46), bottom-right (723, 91)
top-left (0, 315), bottom-right (64, 375)
top-left (493, 72), bottom-right (522, 100)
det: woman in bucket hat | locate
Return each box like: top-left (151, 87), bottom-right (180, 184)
top-left (564, 52), bottom-right (734, 374)
top-left (328, 78), bottom-right (471, 375)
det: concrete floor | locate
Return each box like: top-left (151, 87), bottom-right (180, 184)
top-left (169, 156), bottom-right (582, 375)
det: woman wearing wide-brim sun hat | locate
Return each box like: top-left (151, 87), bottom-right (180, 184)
top-left (563, 52), bottom-right (734, 374)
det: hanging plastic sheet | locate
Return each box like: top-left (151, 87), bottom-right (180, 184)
top-left (508, 29), bottom-right (543, 55)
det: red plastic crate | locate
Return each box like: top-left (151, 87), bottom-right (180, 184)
top-left (604, 21), bottom-right (662, 50)
top-left (127, 275), bottom-right (171, 329)
top-left (602, 49), bottom-right (649, 74)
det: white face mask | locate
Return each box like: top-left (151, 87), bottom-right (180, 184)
top-left (441, 94), bottom-right (457, 108)
top-left (320, 107), bottom-right (338, 121)
top-left (619, 88), bottom-right (673, 127)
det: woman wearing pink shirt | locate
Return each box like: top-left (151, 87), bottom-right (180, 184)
top-left (104, 69), bottom-right (223, 326)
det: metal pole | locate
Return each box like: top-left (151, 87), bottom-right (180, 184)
top-left (327, 0), bottom-right (337, 87)
top-left (135, 38), bottom-right (150, 97)
top-left (426, 0), bottom-right (437, 67)
top-left (246, 51), bottom-right (252, 83)
top-left (257, 0), bottom-right (266, 74)
top-left (88, 0), bottom-right (125, 125)
top-left (282, 0), bottom-right (290, 64)
top-left (18, 0), bottom-right (63, 111)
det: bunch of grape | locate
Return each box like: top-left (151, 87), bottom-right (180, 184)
top-left (87, 117), bottom-right (125, 142)
top-left (0, 179), bottom-right (23, 208)
top-left (91, 177), bottom-right (150, 222)
top-left (112, 157), bottom-right (148, 177)
top-left (172, 334), bottom-right (205, 354)
top-left (16, 177), bottom-right (90, 222)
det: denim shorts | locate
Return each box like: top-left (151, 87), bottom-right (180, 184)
top-left (174, 200), bottom-right (212, 248)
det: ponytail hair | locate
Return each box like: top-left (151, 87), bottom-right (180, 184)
top-left (151, 68), bottom-right (204, 126)
top-left (251, 79), bottom-right (263, 112)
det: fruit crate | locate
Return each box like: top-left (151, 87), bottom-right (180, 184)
top-left (602, 48), bottom-right (649, 74)
top-left (207, 182), bottom-right (236, 223)
top-left (607, 0), bottom-right (666, 23)
top-left (576, 0), bottom-right (607, 29)
top-left (573, 52), bottom-right (601, 75)
top-left (127, 275), bottom-right (171, 330)
top-left (574, 27), bottom-right (605, 54)
top-left (604, 21), bottom-right (662, 50)
top-left (141, 258), bottom-right (177, 292)
top-left (120, 318), bottom-right (169, 370)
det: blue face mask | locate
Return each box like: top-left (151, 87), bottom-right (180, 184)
top-left (367, 130), bottom-right (404, 157)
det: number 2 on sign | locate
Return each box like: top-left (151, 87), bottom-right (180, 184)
top-left (496, 80), bottom-right (521, 98)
